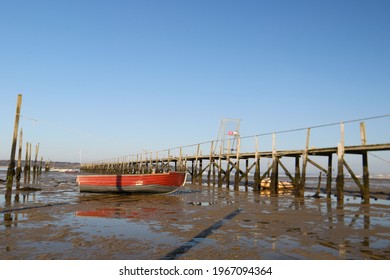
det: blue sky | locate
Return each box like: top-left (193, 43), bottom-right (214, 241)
top-left (0, 0), bottom-right (389, 172)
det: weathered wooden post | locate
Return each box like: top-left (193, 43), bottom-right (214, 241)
top-left (218, 143), bottom-right (223, 187)
top-left (148, 152), bottom-right (152, 173)
top-left (139, 154), bottom-right (143, 173)
top-left (193, 144), bottom-right (200, 184)
top-left (33, 143), bottom-right (40, 181)
top-left (45, 160), bottom-right (51, 172)
top-left (28, 142), bottom-right (32, 182)
top-left (207, 141), bottom-right (213, 185)
top-left (294, 156), bottom-right (300, 191)
top-left (326, 154), bottom-right (333, 198)
top-left (313, 172), bottom-right (322, 197)
top-left (254, 136), bottom-right (261, 191)
top-left (234, 137), bottom-right (241, 190)
top-left (299, 128), bottom-right (310, 197)
top-left (360, 122), bottom-right (370, 203)
top-left (6, 93), bottom-right (23, 188)
top-left (336, 123), bottom-right (345, 206)
top-left (198, 157), bottom-right (203, 185)
top-left (179, 147), bottom-right (183, 172)
top-left (211, 142), bottom-right (216, 186)
top-left (184, 156), bottom-right (188, 175)
top-left (245, 158), bottom-right (249, 189)
top-left (270, 133), bottom-right (279, 195)
top-left (16, 129), bottom-right (23, 186)
top-left (167, 149), bottom-right (171, 173)
top-left (39, 157), bottom-right (43, 176)
top-left (154, 152), bottom-right (158, 173)
top-left (24, 142), bottom-right (29, 183)
top-left (226, 139), bottom-right (231, 188)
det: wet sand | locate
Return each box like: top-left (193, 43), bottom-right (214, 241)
top-left (0, 172), bottom-right (389, 260)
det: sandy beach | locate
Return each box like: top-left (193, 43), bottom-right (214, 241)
top-left (1, 171), bottom-right (389, 260)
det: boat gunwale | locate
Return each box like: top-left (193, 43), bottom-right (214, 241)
top-left (76, 171), bottom-right (184, 178)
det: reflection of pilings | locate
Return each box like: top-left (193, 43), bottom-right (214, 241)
top-left (4, 188), bottom-right (13, 228)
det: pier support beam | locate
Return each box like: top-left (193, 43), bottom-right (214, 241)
top-left (298, 128), bottom-right (310, 198)
top-left (294, 156), bottom-right (301, 192)
top-left (336, 123), bottom-right (345, 206)
top-left (362, 152), bottom-right (370, 203)
top-left (270, 133), bottom-right (279, 195)
top-left (360, 122), bottom-right (370, 204)
top-left (254, 137), bottom-right (261, 190)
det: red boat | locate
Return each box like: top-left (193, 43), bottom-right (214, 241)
top-left (76, 171), bottom-right (187, 194)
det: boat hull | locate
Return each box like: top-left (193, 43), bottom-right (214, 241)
top-left (77, 172), bottom-right (187, 194)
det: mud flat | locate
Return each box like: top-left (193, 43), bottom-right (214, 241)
top-left (0, 172), bottom-right (389, 260)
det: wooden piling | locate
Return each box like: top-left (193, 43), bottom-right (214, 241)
top-left (294, 156), bottom-right (301, 191)
top-left (234, 137), bottom-right (241, 189)
top-left (226, 140), bottom-right (231, 188)
top-left (207, 141), bottom-right (213, 185)
top-left (254, 136), bottom-right (261, 190)
top-left (245, 158), bottom-right (249, 188)
top-left (360, 122), bottom-right (370, 203)
top-left (326, 154), bottom-right (333, 198)
top-left (314, 172), bottom-right (322, 197)
top-left (179, 147), bottom-right (183, 172)
top-left (299, 128), bottom-right (311, 197)
top-left (39, 157), bottom-right (43, 176)
top-left (24, 142), bottom-right (29, 183)
top-left (360, 122), bottom-right (367, 146)
top-left (212, 142), bottom-right (216, 186)
top-left (199, 158), bottom-right (203, 184)
top-left (270, 133), bottom-right (279, 195)
top-left (33, 143), bottom-right (40, 181)
top-left (167, 149), bottom-right (171, 173)
top-left (28, 142), bottom-right (32, 183)
top-left (6, 93), bottom-right (23, 187)
top-left (218, 143), bottom-right (223, 187)
top-left (194, 144), bottom-right (200, 184)
top-left (16, 129), bottom-right (23, 186)
top-left (45, 160), bottom-right (51, 172)
top-left (336, 123), bottom-right (345, 205)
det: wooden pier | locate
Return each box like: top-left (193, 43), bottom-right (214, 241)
top-left (2, 94), bottom-right (388, 207)
top-left (81, 121), bottom-right (390, 205)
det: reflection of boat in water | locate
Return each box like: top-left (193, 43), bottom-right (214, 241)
top-left (76, 172), bottom-right (187, 194)
top-left (75, 207), bottom-right (158, 219)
